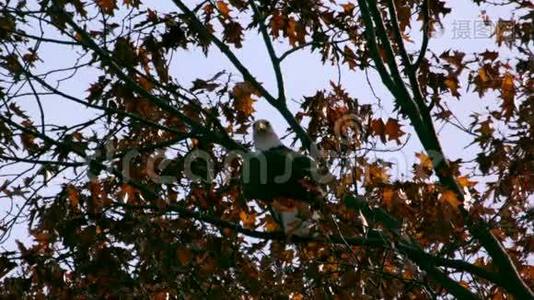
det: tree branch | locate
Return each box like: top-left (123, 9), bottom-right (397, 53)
top-left (413, 0), bottom-right (429, 70)
top-left (359, 1), bottom-right (534, 298)
top-left (0, 111), bottom-right (503, 296)
top-left (172, 0), bottom-right (315, 153)
top-left (50, 6), bottom-right (241, 152)
top-left (248, 0), bottom-right (286, 103)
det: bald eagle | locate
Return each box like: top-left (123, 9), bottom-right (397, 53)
top-left (241, 120), bottom-right (324, 236)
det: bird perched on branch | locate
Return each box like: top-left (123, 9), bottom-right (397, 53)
top-left (241, 119), bottom-right (325, 236)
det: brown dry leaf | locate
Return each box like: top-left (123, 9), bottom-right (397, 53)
top-left (343, 46), bottom-right (357, 69)
top-left (96, 0), bottom-right (117, 14)
top-left (480, 50), bottom-right (499, 61)
top-left (151, 291), bottom-right (169, 300)
top-left (120, 184), bottom-right (137, 204)
top-left (370, 118), bottom-right (386, 143)
top-left (223, 21), bottom-right (243, 48)
top-left (444, 76), bottom-right (460, 97)
top-left (232, 82), bottom-right (258, 117)
top-left (66, 184), bottom-right (79, 209)
top-left (21, 132), bottom-right (38, 152)
top-left (477, 118), bottom-right (494, 136)
top-left (500, 72), bottom-right (515, 119)
top-left (123, 0), bottom-right (141, 8)
top-left (440, 50), bottom-right (465, 69)
top-left (495, 20), bottom-right (514, 47)
top-left (137, 75), bottom-right (154, 91)
top-left (177, 247), bottom-right (192, 265)
top-left (270, 11), bottom-right (285, 38)
top-left (385, 118), bottom-right (405, 144)
top-left (396, 4), bottom-right (411, 32)
top-left (478, 68), bottom-right (490, 82)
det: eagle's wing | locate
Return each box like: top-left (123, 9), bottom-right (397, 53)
top-left (241, 147), bottom-right (323, 237)
top-left (271, 146), bottom-right (326, 204)
top-left (269, 145), bottom-right (316, 179)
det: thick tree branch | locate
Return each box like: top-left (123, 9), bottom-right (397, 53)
top-left (359, 1), bottom-right (534, 298)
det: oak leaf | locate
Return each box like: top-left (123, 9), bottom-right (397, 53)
top-left (232, 82), bottom-right (259, 117)
top-left (500, 72), bottom-right (515, 119)
top-left (66, 184), bottom-right (79, 210)
top-left (96, 0), bottom-right (117, 15)
top-left (384, 118), bottom-right (405, 144)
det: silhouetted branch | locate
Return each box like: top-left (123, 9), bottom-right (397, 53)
top-left (172, 0), bottom-right (315, 153)
top-left (358, 1), bottom-right (534, 298)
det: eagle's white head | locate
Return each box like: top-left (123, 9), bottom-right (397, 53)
top-left (253, 119), bottom-right (282, 151)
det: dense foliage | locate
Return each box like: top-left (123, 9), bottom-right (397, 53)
top-left (0, 0), bottom-right (532, 298)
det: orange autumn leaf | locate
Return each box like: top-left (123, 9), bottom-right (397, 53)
top-left (341, 3), bottom-right (355, 15)
top-left (286, 17), bottom-right (305, 46)
top-left (365, 164), bottom-right (389, 185)
top-left (440, 190), bottom-right (461, 209)
top-left (501, 72), bottom-right (515, 119)
top-left (239, 211), bottom-right (256, 229)
top-left (216, 1), bottom-right (230, 18)
top-left (263, 215), bottom-right (279, 232)
top-left (457, 176), bottom-right (477, 188)
top-left (478, 68), bottom-right (490, 82)
top-left (414, 152), bottom-right (433, 179)
top-left (416, 152), bottom-right (433, 170)
top-left (382, 187), bottom-right (395, 209)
